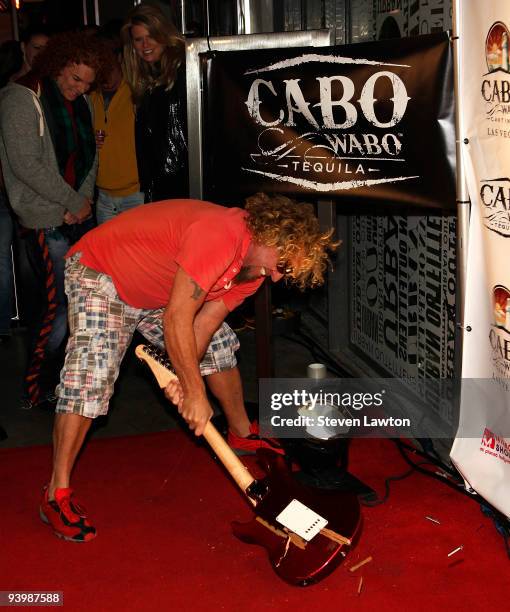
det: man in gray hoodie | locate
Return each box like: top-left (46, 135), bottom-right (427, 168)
top-left (0, 32), bottom-right (110, 409)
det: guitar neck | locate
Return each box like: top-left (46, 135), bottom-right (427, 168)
top-left (201, 422), bottom-right (256, 496)
top-left (135, 345), bottom-right (256, 498)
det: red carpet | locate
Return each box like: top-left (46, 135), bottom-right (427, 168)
top-left (0, 432), bottom-right (508, 611)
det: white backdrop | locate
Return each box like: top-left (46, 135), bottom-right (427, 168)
top-left (450, 0), bottom-right (510, 517)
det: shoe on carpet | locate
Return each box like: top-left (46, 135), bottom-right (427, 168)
top-left (227, 421), bottom-right (285, 455)
top-left (39, 485), bottom-right (97, 542)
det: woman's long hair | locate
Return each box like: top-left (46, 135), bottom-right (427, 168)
top-left (121, 4), bottom-right (185, 104)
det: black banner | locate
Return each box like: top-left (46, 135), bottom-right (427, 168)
top-left (203, 32), bottom-right (455, 209)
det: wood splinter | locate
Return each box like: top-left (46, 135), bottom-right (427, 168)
top-left (320, 527), bottom-right (352, 546)
top-left (255, 516), bottom-right (306, 550)
top-left (255, 517), bottom-right (352, 549)
top-left (349, 556), bottom-right (373, 572)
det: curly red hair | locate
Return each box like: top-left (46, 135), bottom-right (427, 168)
top-left (245, 193), bottom-right (340, 290)
top-left (32, 32), bottom-right (114, 85)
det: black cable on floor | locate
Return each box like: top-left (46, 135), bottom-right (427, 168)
top-left (394, 439), bottom-right (474, 498)
top-left (360, 463), bottom-right (422, 507)
top-left (397, 439), bottom-right (459, 479)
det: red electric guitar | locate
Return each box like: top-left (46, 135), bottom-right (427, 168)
top-left (136, 344), bottom-right (362, 586)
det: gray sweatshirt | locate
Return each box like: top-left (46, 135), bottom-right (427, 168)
top-left (0, 82), bottom-right (97, 229)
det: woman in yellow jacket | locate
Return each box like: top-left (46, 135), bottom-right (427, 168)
top-left (90, 34), bottom-right (143, 224)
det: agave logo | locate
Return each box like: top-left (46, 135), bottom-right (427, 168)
top-left (492, 285), bottom-right (510, 332)
top-left (482, 22), bottom-right (510, 123)
top-left (489, 285), bottom-right (510, 377)
top-left (486, 22), bottom-right (510, 73)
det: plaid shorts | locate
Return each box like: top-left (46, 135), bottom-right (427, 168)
top-left (56, 255), bottom-right (240, 418)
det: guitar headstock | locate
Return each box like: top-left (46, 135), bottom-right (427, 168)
top-left (135, 344), bottom-right (178, 388)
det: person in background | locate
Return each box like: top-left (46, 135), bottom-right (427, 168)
top-left (0, 41), bottom-right (23, 344)
top-left (90, 24), bottom-right (143, 224)
top-left (10, 26), bottom-right (50, 82)
top-left (121, 3), bottom-right (188, 202)
top-left (0, 32), bottom-right (112, 410)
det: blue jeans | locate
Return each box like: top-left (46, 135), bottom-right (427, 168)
top-left (42, 227), bottom-right (70, 353)
top-left (22, 220), bottom-right (96, 403)
top-left (96, 190), bottom-right (145, 224)
top-left (0, 194), bottom-right (14, 335)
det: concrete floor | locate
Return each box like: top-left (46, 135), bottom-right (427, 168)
top-left (0, 326), bottom-right (317, 449)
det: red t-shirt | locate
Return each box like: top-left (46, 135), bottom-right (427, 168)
top-left (67, 199), bottom-right (263, 310)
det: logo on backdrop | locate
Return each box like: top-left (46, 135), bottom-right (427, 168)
top-left (480, 177), bottom-right (510, 236)
top-left (482, 22), bottom-right (510, 129)
top-left (489, 284), bottom-right (510, 376)
top-left (480, 427), bottom-right (510, 464)
top-left (243, 54), bottom-right (414, 193)
top-left (492, 285), bottom-right (510, 331)
top-left (204, 33), bottom-right (455, 207)
top-left (486, 22), bottom-right (510, 73)
top-left (481, 428), bottom-right (496, 449)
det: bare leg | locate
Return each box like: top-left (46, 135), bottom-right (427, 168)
top-left (48, 413), bottom-right (93, 499)
top-left (205, 366), bottom-right (251, 437)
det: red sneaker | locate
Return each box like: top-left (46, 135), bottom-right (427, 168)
top-left (227, 421), bottom-right (285, 455)
top-left (39, 485), bottom-right (96, 542)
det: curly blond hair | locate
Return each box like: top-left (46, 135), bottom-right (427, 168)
top-left (121, 4), bottom-right (184, 104)
top-left (245, 193), bottom-right (340, 290)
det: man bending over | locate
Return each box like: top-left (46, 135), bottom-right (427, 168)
top-left (40, 193), bottom-right (337, 542)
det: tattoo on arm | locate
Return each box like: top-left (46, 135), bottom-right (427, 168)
top-left (190, 279), bottom-right (204, 300)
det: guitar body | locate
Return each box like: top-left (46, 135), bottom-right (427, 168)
top-left (232, 450), bottom-right (362, 586)
top-left (135, 344), bottom-right (362, 586)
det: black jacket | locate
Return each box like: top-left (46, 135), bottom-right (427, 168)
top-left (135, 68), bottom-right (188, 203)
